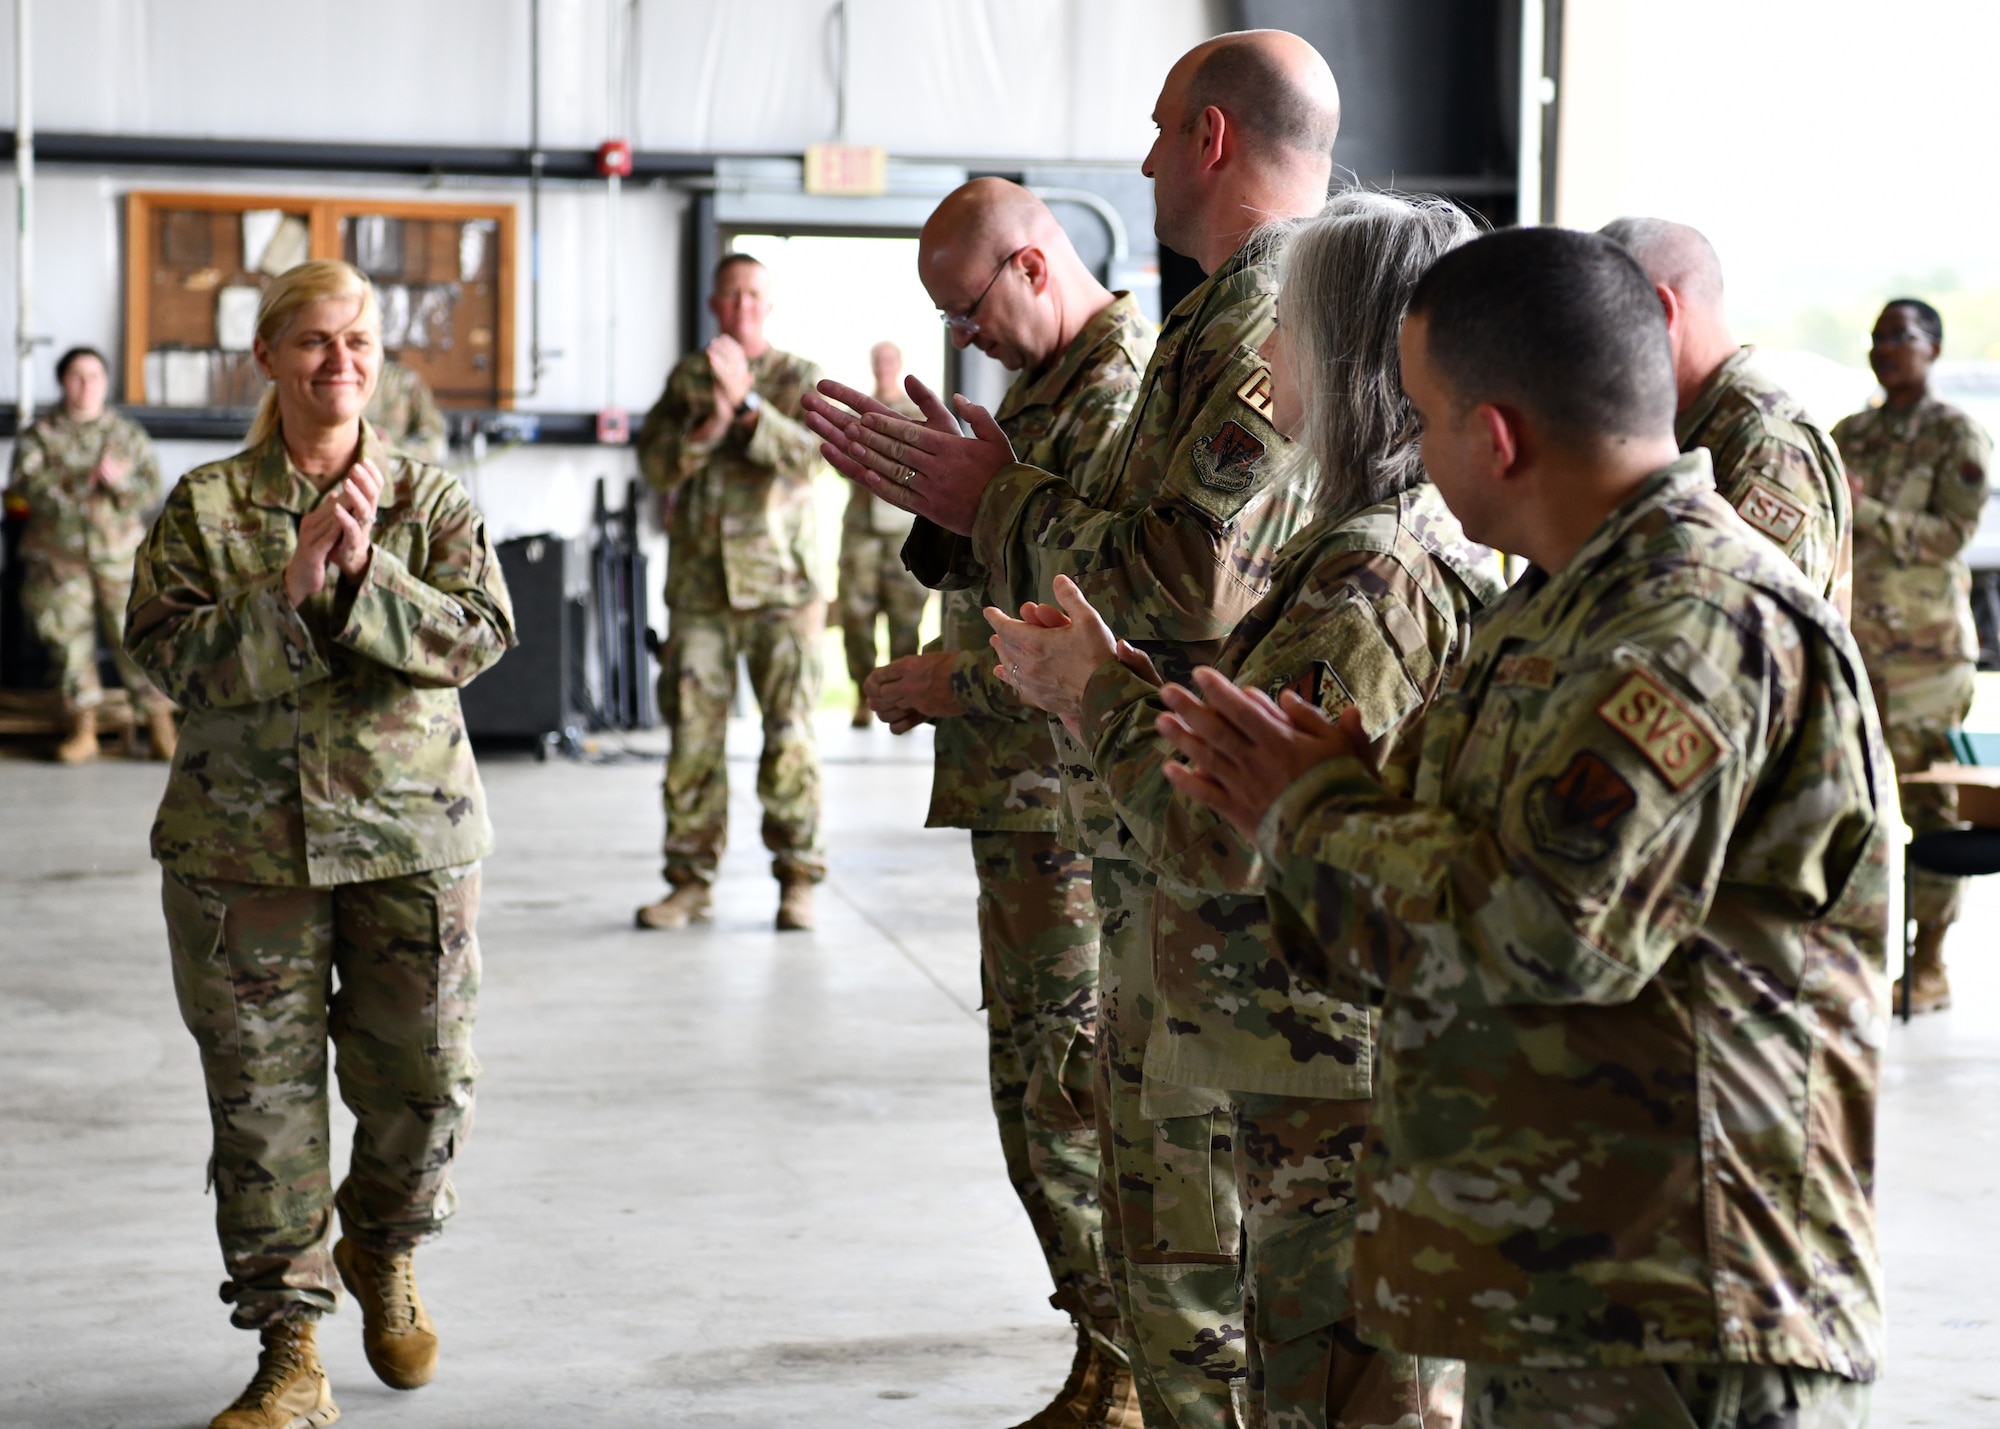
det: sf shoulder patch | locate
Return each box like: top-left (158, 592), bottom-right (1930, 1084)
top-left (1191, 420), bottom-right (1267, 493)
top-left (1596, 668), bottom-right (1722, 790)
top-left (1735, 481), bottom-right (1806, 545)
top-left (1524, 750), bottom-right (1636, 863)
top-left (1235, 368), bottom-right (1276, 420)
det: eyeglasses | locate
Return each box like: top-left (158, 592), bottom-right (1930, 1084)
top-left (1871, 329), bottom-right (1933, 348)
top-left (939, 247), bottom-right (1026, 338)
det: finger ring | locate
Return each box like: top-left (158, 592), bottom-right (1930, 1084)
top-left (898, 464), bottom-right (914, 486)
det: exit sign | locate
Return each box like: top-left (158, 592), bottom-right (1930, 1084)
top-left (804, 144), bottom-right (888, 196)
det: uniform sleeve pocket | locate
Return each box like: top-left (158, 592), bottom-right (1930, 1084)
top-left (162, 875), bottom-right (240, 1058)
top-left (433, 869), bottom-right (482, 1051)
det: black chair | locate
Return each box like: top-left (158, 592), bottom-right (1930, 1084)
top-left (1902, 828), bottom-right (2000, 1020)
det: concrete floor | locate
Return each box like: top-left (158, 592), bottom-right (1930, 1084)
top-left (2, 713), bottom-right (1997, 1427)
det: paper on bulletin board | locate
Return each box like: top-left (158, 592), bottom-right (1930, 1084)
top-left (256, 215), bottom-right (310, 277)
top-left (216, 286), bottom-right (260, 351)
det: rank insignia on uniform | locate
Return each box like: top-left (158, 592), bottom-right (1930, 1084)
top-left (1191, 420), bottom-right (1267, 493)
top-left (1595, 668), bottom-right (1721, 789)
top-left (1735, 481), bottom-right (1806, 544)
top-left (1235, 368), bottom-right (1276, 420)
top-left (1524, 749), bottom-right (1636, 862)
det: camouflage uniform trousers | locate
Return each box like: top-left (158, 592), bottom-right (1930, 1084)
top-left (659, 605), bottom-right (826, 887)
top-left (836, 527), bottom-right (929, 687)
top-left (19, 557), bottom-right (172, 714)
top-left (1877, 663), bottom-right (1976, 926)
top-left (1232, 1092), bottom-right (1464, 1429)
top-left (161, 863), bottom-right (480, 1329)
top-left (1093, 856), bottom-right (1247, 1428)
top-left (1462, 1362), bottom-right (1868, 1429)
top-left (974, 830), bottom-right (1118, 1340)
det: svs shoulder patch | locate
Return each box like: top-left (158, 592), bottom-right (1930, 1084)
top-left (1595, 668), bottom-right (1721, 790)
top-left (1735, 480), bottom-right (1806, 545)
top-left (1191, 419), bottom-right (1267, 493)
top-left (1235, 368), bottom-right (1276, 420)
top-left (1524, 749), bottom-right (1636, 863)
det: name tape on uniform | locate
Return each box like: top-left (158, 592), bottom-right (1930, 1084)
top-left (1595, 668), bottom-right (1721, 790)
top-left (1235, 368), bottom-right (1276, 421)
top-left (1735, 481), bottom-right (1806, 545)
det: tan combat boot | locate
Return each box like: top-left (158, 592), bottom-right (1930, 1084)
top-left (635, 882), bottom-right (713, 930)
top-left (145, 707), bottom-right (179, 761)
top-left (1009, 1323), bottom-right (1100, 1428)
top-left (333, 1239), bottom-right (438, 1390)
top-left (55, 707), bottom-right (99, 764)
top-left (776, 876), bottom-right (816, 931)
top-left (1080, 1341), bottom-right (1142, 1429)
top-left (209, 1318), bottom-right (339, 1429)
top-left (1895, 922), bottom-right (1953, 1015)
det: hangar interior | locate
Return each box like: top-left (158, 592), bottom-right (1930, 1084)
top-left (2, 3), bottom-right (1997, 1427)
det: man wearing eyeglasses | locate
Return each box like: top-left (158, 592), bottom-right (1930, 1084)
top-left (859, 176), bottom-right (1154, 1429)
top-left (805, 31), bottom-right (1340, 1429)
top-left (1601, 217), bottom-right (1853, 618)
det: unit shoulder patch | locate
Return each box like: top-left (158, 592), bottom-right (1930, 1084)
top-left (1235, 367), bottom-right (1276, 420)
top-left (1735, 480), bottom-right (1807, 546)
top-left (1595, 668), bottom-right (1723, 790)
top-left (1524, 749), bottom-right (1637, 863)
top-left (1190, 419), bottom-right (1267, 493)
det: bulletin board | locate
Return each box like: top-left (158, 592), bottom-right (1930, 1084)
top-left (123, 191), bottom-right (515, 410)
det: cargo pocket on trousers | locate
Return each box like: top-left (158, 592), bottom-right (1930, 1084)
top-left (1027, 1023), bottom-right (1095, 1134)
top-left (1251, 1208), bottom-right (1357, 1341)
top-left (162, 875), bottom-right (240, 1058)
top-left (432, 870), bottom-right (482, 1051)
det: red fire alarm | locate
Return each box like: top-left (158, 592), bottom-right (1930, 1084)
top-left (596, 140), bottom-right (633, 178)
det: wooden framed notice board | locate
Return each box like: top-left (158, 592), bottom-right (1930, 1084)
top-left (124, 190), bottom-right (515, 409)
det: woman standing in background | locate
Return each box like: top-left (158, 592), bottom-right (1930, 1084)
top-left (1834, 297), bottom-right (1992, 1014)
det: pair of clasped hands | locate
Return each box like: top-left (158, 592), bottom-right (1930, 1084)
top-left (283, 459), bottom-right (384, 610)
top-left (800, 375), bottom-right (1366, 840)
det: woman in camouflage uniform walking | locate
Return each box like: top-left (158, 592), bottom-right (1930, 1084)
top-left (126, 260), bottom-right (515, 1429)
top-left (1834, 298), bottom-right (1992, 1014)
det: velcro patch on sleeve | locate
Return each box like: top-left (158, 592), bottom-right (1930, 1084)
top-left (1595, 668), bottom-right (1722, 790)
top-left (1235, 368), bottom-right (1276, 420)
top-left (1190, 419), bottom-right (1267, 493)
top-left (1735, 480), bottom-right (1807, 545)
top-left (1494, 654), bottom-right (1557, 689)
top-left (1524, 750), bottom-right (1637, 863)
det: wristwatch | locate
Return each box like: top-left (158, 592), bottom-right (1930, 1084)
top-left (736, 391), bottom-right (763, 417)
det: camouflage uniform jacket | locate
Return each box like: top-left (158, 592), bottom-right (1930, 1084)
top-left (1079, 483), bottom-right (1500, 1098)
top-left (1833, 397), bottom-right (1991, 708)
top-left (127, 426), bottom-right (516, 887)
top-left (637, 347), bottom-right (824, 613)
top-left (9, 408), bottom-right (163, 569)
top-left (1256, 451), bottom-right (1890, 1377)
top-left (364, 360), bottom-right (448, 465)
top-left (926, 293), bottom-right (1156, 832)
top-left (1677, 347), bottom-right (1852, 614)
top-left (966, 243), bottom-right (1314, 856)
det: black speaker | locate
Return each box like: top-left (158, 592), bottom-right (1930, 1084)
top-left (462, 533), bottom-right (587, 746)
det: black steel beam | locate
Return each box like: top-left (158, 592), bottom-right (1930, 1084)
top-left (0, 130), bottom-right (717, 182)
top-left (0, 407), bottom-right (616, 446)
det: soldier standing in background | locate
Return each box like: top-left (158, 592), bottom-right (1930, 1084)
top-left (634, 253), bottom-right (828, 933)
top-left (1835, 297), bottom-right (1992, 1014)
top-left (363, 357), bottom-right (448, 463)
top-left (127, 261), bottom-right (515, 1429)
top-left (805, 31), bottom-right (1341, 1428)
top-left (837, 340), bottom-right (930, 727)
top-left (8, 345), bottom-right (177, 762)
top-left (1602, 217), bottom-right (1853, 615)
top-left (861, 178), bottom-right (1154, 1429)
top-left (1157, 228), bottom-right (1888, 1428)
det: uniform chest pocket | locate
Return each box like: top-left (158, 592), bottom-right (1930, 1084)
top-left (208, 520), bottom-right (295, 580)
top-left (1442, 692), bottom-right (1520, 820)
top-left (371, 509), bottom-right (430, 569)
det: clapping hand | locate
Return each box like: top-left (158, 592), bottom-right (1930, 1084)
top-left (983, 575), bottom-right (1121, 737)
top-left (801, 374), bottom-right (1013, 537)
top-left (1155, 668), bottom-right (1365, 841)
top-left (863, 652), bottom-right (964, 734)
top-left (284, 459), bottom-right (383, 608)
